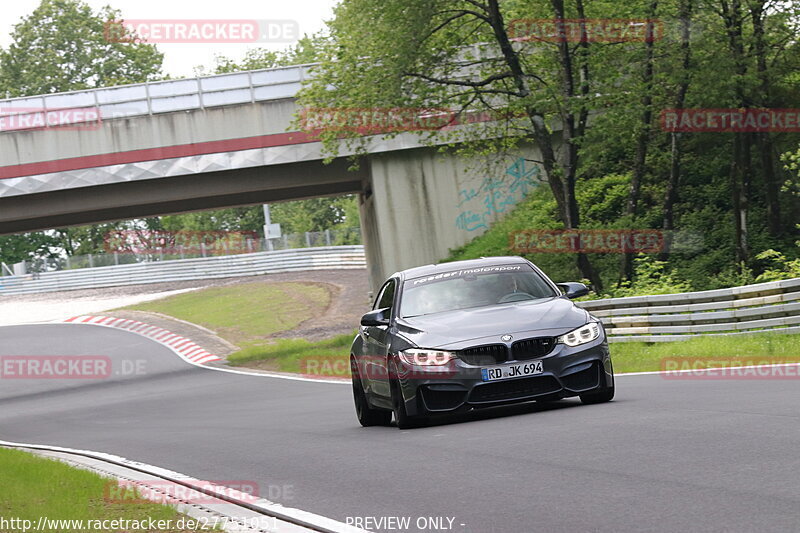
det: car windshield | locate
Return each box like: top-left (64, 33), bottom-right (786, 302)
top-left (400, 264), bottom-right (557, 318)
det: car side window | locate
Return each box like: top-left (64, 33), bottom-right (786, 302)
top-left (374, 279), bottom-right (396, 311)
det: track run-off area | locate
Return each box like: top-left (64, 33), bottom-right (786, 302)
top-left (2, 322), bottom-right (800, 533)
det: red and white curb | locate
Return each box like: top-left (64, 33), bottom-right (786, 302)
top-left (60, 315), bottom-right (346, 383)
top-left (64, 316), bottom-right (221, 365)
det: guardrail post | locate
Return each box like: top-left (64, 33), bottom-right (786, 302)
top-left (88, 254), bottom-right (94, 268)
top-left (93, 90), bottom-right (101, 125)
top-left (325, 230), bottom-right (332, 246)
top-left (145, 81), bottom-right (153, 116)
top-left (114, 252), bottom-right (119, 266)
top-left (42, 95), bottom-right (49, 130)
top-left (197, 77), bottom-right (204, 109)
top-left (305, 232), bottom-right (311, 247)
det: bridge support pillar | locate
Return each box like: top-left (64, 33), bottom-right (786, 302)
top-left (359, 145), bottom-right (543, 291)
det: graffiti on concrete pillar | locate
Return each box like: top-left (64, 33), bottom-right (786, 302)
top-left (455, 158), bottom-right (544, 232)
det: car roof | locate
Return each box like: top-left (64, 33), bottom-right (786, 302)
top-left (392, 256), bottom-right (531, 281)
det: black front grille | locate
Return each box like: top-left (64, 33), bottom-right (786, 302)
top-left (469, 375), bottom-right (562, 403)
top-left (458, 344), bottom-right (508, 365)
top-left (511, 337), bottom-right (556, 360)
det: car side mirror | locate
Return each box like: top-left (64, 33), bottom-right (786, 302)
top-left (557, 282), bottom-right (589, 300)
top-left (361, 308), bottom-right (390, 327)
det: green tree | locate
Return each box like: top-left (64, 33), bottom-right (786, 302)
top-left (0, 0), bottom-right (164, 263)
top-left (198, 33), bottom-right (326, 75)
top-left (54, 222), bottom-right (142, 256)
top-left (298, 0), bottom-right (800, 291)
top-left (0, 234), bottom-right (59, 266)
top-left (270, 196), bottom-right (358, 235)
top-left (160, 208), bottom-right (264, 233)
top-left (298, 0), bottom-right (675, 290)
top-left (0, 0), bottom-right (163, 96)
top-left (203, 49), bottom-right (283, 76)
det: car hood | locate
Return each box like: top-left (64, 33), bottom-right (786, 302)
top-left (395, 297), bottom-right (590, 349)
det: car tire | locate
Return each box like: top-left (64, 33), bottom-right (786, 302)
top-left (391, 380), bottom-right (427, 430)
top-left (579, 362), bottom-right (615, 405)
top-left (351, 358), bottom-right (392, 427)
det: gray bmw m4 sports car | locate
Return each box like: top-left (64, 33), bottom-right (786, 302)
top-left (350, 256), bottom-right (614, 429)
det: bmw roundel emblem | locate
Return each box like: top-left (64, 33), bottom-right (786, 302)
top-left (501, 334), bottom-right (513, 342)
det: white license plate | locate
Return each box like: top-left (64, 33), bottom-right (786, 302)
top-left (481, 360), bottom-right (544, 382)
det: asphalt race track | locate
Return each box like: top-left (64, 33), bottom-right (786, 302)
top-left (2, 323), bottom-right (800, 533)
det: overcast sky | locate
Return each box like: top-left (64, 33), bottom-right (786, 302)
top-left (1, 0), bottom-right (338, 78)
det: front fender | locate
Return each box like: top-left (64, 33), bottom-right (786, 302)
top-left (350, 334), bottom-right (364, 357)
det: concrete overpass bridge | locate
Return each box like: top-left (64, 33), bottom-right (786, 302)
top-left (0, 64), bottom-right (544, 289)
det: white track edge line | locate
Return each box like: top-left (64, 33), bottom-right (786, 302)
top-left (0, 439), bottom-right (368, 533)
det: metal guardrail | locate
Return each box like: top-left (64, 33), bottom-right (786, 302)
top-left (0, 246), bottom-right (365, 296)
top-left (578, 277), bottom-right (800, 342)
top-left (0, 63), bottom-right (316, 129)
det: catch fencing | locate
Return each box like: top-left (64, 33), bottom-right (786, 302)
top-left (0, 246), bottom-right (366, 296)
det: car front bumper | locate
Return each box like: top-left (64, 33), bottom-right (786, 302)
top-left (396, 339), bottom-right (612, 417)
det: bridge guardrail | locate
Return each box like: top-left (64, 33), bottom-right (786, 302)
top-left (0, 63), bottom-right (317, 129)
top-left (577, 278), bottom-right (800, 342)
top-left (0, 246), bottom-right (365, 296)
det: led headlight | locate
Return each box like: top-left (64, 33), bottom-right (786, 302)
top-left (558, 322), bottom-right (601, 347)
top-left (399, 349), bottom-right (456, 366)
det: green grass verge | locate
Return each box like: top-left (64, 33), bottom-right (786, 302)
top-left (120, 281), bottom-right (330, 345)
top-left (611, 332), bottom-right (800, 373)
top-left (228, 332), bottom-right (355, 374)
top-left (0, 447), bottom-right (212, 532)
top-left (228, 332), bottom-right (800, 377)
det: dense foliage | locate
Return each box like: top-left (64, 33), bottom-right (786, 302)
top-left (297, 0), bottom-right (800, 292)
